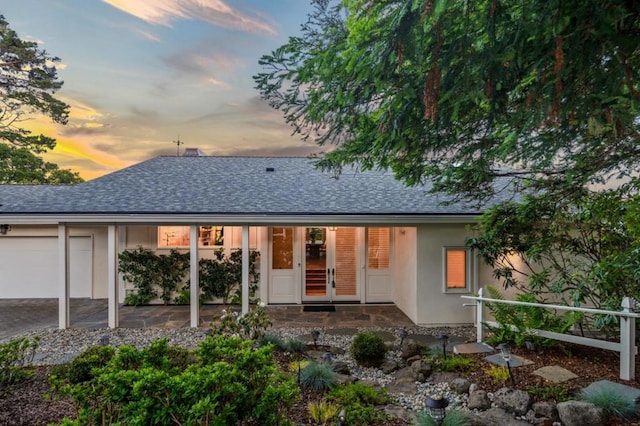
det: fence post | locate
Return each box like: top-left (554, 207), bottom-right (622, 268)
top-left (476, 288), bottom-right (484, 343)
top-left (620, 297), bottom-right (636, 380)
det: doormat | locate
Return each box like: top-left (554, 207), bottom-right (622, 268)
top-left (303, 305), bottom-right (336, 312)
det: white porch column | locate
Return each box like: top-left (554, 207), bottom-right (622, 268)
top-left (108, 225), bottom-right (119, 328)
top-left (58, 224), bottom-right (69, 329)
top-left (242, 225), bottom-right (249, 315)
top-left (190, 225), bottom-right (199, 327)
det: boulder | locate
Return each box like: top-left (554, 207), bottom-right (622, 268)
top-left (385, 376), bottom-right (417, 394)
top-left (557, 401), bottom-right (605, 426)
top-left (468, 390), bottom-right (492, 410)
top-left (379, 360), bottom-right (398, 374)
top-left (450, 377), bottom-right (472, 394)
top-left (531, 401), bottom-right (559, 423)
top-left (331, 360), bottom-right (350, 375)
top-left (380, 404), bottom-right (418, 423)
top-left (410, 359), bottom-right (432, 382)
top-left (335, 373), bottom-right (358, 385)
top-left (406, 354), bottom-right (422, 366)
top-left (475, 407), bottom-right (531, 425)
top-left (400, 338), bottom-right (422, 359)
top-left (525, 409), bottom-right (555, 426)
top-left (493, 387), bottom-right (531, 416)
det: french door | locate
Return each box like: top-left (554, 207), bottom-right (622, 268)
top-left (303, 227), bottom-right (359, 302)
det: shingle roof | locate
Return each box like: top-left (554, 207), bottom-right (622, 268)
top-left (0, 156), bottom-right (514, 216)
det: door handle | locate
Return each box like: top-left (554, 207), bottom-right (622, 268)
top-left (327, 268), bottom-right (330, 285)
top-left (331, 268), bottom-right (335, 288)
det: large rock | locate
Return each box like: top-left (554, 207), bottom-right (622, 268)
top-left (335, 373), bottom-right (358, 385)
top-left (385, 376), bottom-right (417, 394)
top-left (557, 401), bottom-right (606, 426)
top-left (331, 360), bottom-right (350, 375)
top-left (493, 387), bottom-right (531, 416)
top-left (379, 360), bottom-right (399, 374)
top-left (531, 401), bottom-right (559, 423)
top-left (380, 405), bottom-right (418, 424)
top-left (410, 359), bottom-right (432, 382)
top-left (475, 407), bottom-right (531, 425)
top-left (468, 390), bottom-right (492, 410)
top-left (400, 338), bottom-right (423, 359)
top-left (450, 377), bottom-right (472, 394)
top-left (525, 409), bottom-right (555, 426)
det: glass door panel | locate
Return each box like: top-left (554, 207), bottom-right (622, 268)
top-left (304, 227), bottom-right (327, 297)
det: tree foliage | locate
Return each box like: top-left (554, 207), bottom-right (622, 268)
top-left (468, 183), bottom-right (640, 329)
top-left (255, 0), bottom-right (640, 200)
top-left (0, 15), bottom-right (81, 184)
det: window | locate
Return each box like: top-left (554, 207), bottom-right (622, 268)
top-left (444, 248), bottom-right (471, 292)
top-left (272, 227), bottom-right (293, 269)
top-left (367, 227), bottom-right (389, 269)
top-left (158, 226), bottom-right (190, 247)
top-left (157, 226), bottom-right (225, 248)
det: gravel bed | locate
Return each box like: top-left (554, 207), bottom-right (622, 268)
top-left (14, 324), bottom-right (477, 413)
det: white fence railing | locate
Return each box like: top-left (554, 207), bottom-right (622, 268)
top-left (462, 288), bottom-right (640, 380)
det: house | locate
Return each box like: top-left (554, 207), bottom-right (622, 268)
top-left (0, 155), bottom-right (512, 328)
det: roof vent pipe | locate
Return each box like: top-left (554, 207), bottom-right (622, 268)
top-left (266, 167), bottom-right (275, 172)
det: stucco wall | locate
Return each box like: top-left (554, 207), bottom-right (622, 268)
top-left (415, 223), bottom-right (477, 326)
top-left (392, 227), bottom-right (418, 323)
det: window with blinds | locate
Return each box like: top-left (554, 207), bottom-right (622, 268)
top-left (445, 248), bottom-right (470, 292)
top-left (367, 227), bottom-right (389, 269)
top-left (335, 227), bottom-right (357, 296)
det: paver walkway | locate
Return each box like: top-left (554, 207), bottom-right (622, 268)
top-left (0, 299), bottom-right (413, 341)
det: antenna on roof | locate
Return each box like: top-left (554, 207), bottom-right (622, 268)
top-left (173, 138), bottom-right (183, 156)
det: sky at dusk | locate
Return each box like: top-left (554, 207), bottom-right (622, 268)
top-left (0, 0), bottom-right (317, 180)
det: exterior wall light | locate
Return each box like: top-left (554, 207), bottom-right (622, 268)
top-left (328, 226), bottom-right (337, 231)
top-left (0, 224), bottom-right (10, 235)
top-left (426, 394), bottom-right (448, 424)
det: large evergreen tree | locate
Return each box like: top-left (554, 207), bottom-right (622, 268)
top-left (0, 14), bottom-right (82, 184)
top-left (255, 0), bottom-right (640, 200)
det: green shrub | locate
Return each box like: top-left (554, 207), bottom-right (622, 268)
top-left (285, 338), bottom-right (308, 354)
top-left (65, 345), bottom-right (115, 384)
top-left (199, 248), bottom-right (260, 305)
top-left (484, 365), bottom-right (510, 382)
top-left (308, 400), bottom-right (340, 425)
top-left (0, 337), bottom-right (39, 396)
top-left (325, 382), bottom-right (392, 425)
top-left (57, 335), bottom-right (299, 425)
top-left (414, 408), bottom-right (471, 426)
top-left (300, 362), bottom-right (337, 392)
top-left (211, 304), bottom-right (272, 340)
top-left (258, 333), bottom-right (287, 351)
top-left (119, 247), bottom-right (190, 305)
top-left (527, 383), bottom-right (571, 402)
top-left (580, 383), bottom-right (637, 418)
top-left (483, 285), bottom-right (579, 347)
top-left (427, 348), bottom-right (476, 373)
top-left (350, 332), bottom-right (388, 367)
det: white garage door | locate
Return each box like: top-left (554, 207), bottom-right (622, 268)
top-left (0, 236), bottom-right (93, 298)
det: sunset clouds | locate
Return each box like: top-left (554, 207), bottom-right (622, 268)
top-left (2, 1), bottom-right (314, 180)
top-left (102, 0), bottom-right (277, 35)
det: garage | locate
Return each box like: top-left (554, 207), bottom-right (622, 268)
top-left (0, 236), bottom-right (93, 298)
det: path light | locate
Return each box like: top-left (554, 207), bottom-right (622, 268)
top-left (311, 329), bottom-right (320, 349)
top-left (98, 335), bottom-right (110, 346)
top-left (321, 352), bottom-right (333, 364)
top-left (337, 409), bottom-right (346, 426)
top-left (398, 328), bottom-right (408, 347)
top-left (498, 343), bottom-right (516, 387)
top-left (426, 394), bottom-right (448, 424)
top-left (437, 334), bottom-right (449, 360)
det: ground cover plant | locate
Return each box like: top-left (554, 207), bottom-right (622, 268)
top-left (51, 336), bottom-right (299, 425)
